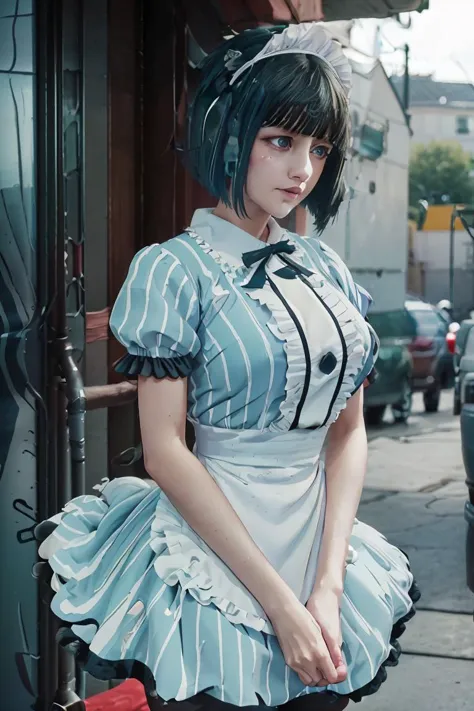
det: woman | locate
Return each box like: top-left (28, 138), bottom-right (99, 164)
top-left (38, 23), bottom-right (419, 709)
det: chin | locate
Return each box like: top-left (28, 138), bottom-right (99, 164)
top-left (269, 203), bottom-right (295, 219)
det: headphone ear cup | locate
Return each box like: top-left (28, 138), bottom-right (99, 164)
top-left (224, 134), bottom-right (239, 177)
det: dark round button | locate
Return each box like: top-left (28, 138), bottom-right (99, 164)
top-left (319, 352), bottom-right (337, 375)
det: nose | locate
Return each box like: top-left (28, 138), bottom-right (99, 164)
top-left (288, 145), bottom-right (312, 184)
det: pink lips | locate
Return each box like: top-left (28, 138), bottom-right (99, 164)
top-left (279, 187), bottom-right (303, 200)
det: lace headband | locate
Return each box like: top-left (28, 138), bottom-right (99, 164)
top-left (227, 23), bottom-right (351, 96)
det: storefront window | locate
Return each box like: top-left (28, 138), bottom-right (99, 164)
top-left (0, 2), bottom-right (39, 709)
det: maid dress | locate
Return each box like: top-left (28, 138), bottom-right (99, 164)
top-left (38, 209), bottom-right (419, 706)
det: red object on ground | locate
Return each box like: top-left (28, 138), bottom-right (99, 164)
top-left (84, 679), bottom-right (149, 711)
top-left (446, 331), bottom-right (457, 355)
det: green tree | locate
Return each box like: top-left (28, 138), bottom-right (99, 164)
top-left (409, 141), bottom-right (474, 207)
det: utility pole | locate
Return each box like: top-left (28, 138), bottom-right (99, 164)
top-left (449, 206), bottom-right (474, 314)
top-left (403, 43), bottom-right (410, 125)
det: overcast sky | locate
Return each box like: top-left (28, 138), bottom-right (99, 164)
top-left (351, 0), bottom-right (474, 83)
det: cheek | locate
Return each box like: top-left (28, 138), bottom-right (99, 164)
top-left (248, 150), bottom-right (277, 185)
top-left (249, 149), bottom-right (274, 169)
top-left (306, 159), bottom-right (326, 192)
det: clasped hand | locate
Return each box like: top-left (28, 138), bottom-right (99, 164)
top-left (270, 588), bottom-right (347, 688)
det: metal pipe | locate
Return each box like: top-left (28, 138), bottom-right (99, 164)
top-left (50, 0), bottom-right (85, 706)
top-left (58, 337), bottom-right (86, 498)
top-left (403, 43), bottom-right (410, 114)
top-left (449, 208), bottom-right (456, 309)
top-left (36, 0), bottom-right (58, 705)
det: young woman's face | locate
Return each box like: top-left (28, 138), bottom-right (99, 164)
top-left (245, 126), bottom-right (332, 219)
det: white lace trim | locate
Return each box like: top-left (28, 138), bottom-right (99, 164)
top-left (184, 229), bottom-right (246, 280)
top-left (290, 236), bottom-right (368, 423)
top-left (243, 278), bottom-right (305, 431)
top-left (150, 495), bottom-right (269, 632)
top-left (186, 228), bottom-right (368, 430)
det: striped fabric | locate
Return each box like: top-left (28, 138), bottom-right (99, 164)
top-left (38, 209), bottom-right (415, 707)
top-left (109, 210), bottom-right (377, 429)
top-left (40, 478), bottom-right (415, 706)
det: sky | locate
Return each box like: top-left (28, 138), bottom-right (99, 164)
top-left (350, 0), bottom-right (474, 83)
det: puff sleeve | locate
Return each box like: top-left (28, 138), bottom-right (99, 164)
top-left (318, 240), bottom-right (379, 386)
top-left (109, 244), bottom-right (201, 379)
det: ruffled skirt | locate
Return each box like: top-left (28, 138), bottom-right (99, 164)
top-left (38, 476), bottom-right (419, 707)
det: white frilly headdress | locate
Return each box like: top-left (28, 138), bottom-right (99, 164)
top-left (228, 23), bottom-right (351, 96)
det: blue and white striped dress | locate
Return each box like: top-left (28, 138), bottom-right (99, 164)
top-left (39, 209), bottom-right (418, 706)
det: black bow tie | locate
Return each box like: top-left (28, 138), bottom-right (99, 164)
top-left (242, 240), bottom-right (312, 288)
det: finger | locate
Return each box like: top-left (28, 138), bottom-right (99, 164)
top-left (316, 662), bottom-right (347, 688)
top-left (321, 627), bottom-right (344, 669)
top-left (335, 661), bottom-right (348, 683)
top-left (317, 662), bottom-right (347, 688)
top-left (315, 649), bottom-right (338, 685)
top-left (322, 633), bottom-right (347, 683)
top-left (298, 669), bottom-right (320, 687)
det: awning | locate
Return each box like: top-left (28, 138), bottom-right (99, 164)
top-left (185, 0), bottom-right (426, 63)
top-left (212, 1), bottom-right (424, 27)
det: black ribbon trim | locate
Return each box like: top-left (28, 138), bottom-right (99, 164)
top-left (113, 353), bottom-right (195, 379)
top-left (242, 240), bottom-right (312, 289)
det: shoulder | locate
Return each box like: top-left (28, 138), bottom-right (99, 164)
top-left (128, 233), bottom-right (210, 289)
top-left (134, 234), bottom-right (202, 269)
top-left (110, 237), bottom-right (204, 351)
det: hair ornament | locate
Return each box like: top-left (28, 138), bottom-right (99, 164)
top-left (224, 49), bottom-right (243, 71)
top-left (228, 23), bottom-right (351, 96)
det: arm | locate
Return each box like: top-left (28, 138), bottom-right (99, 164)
top-left (313, 387), bottom-right (367, 596)
top-left (305, 388), bottom-right (366, 680)
top-left (139, 373), bottom-right (341, 686)
top-left (84, 381), bottom-right (138, 410)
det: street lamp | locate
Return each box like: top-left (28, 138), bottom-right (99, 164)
top-left (449, 205), bottom-right (474, 309)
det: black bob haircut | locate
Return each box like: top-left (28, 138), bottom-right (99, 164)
top-left (184, 25), bottom-right (351, 234)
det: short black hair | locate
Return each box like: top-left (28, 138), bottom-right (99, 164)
top-left (185, 26), bottom-right (350, 233)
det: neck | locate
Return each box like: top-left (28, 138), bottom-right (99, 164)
top-left (213, 201), bottom-right (270, 241)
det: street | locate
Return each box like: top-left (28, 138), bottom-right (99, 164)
top-left (359, 390), bottom-right (474, 710)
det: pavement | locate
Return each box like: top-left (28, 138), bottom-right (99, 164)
top-left (358, 389), bottom-right (474, 710)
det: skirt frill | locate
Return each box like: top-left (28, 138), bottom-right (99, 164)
top-left (37, 477), bottom-right (419, 707)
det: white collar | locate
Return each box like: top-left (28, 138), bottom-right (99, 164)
top-left (189, 208), bottom-right (286, 268)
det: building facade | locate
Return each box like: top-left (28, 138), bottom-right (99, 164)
top-left (392, 74), bottom-right (474, 155)
top-left (314, 58), bottom-right (411, 313)
top-left (390, 75), bottom-right (474, 314)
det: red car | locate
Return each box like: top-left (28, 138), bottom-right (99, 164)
top-left (405, 299), bottom-right (454, 413)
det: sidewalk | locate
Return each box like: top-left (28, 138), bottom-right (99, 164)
top-left (359, 391), bottom-right (474, 710)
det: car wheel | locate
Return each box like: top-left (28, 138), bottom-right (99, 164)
top-left (392, 381), bottom-right (413, 423)
top-left (365, 405), bottom-right (386, 426)
top-left (423, 384), bottom-right (441, 413)
top-left (453, 393), bottom-right (461, 416)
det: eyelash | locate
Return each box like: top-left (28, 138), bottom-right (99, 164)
top-left (266, 136), bottom-right (331, 158)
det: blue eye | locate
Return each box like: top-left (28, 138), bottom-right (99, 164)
top-left (269, 136), bottom-right (292, 149)
top-left (312, 145), bottom-right (330, 158)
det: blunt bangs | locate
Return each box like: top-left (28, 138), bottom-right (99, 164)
top-left (261, 55), bottom-right (349, 151)
top-left (185, 28), bottom-right (351, 233)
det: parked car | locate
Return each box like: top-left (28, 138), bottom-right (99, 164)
top-left (364, 309), bottom-right (414, 426)
top-left (455, 319), bottom-right (474, 592)
top-left (453, 319), bottom-right (474, 415)
top-left (405, 299), bottom-right (454, 413)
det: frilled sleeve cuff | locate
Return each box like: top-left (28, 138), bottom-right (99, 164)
top-left (113, 352), bottom-right (195, 379)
